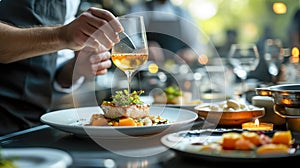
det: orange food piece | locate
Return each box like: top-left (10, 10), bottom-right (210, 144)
top-left (112, 121), bottom-right (119, 126)
top-left (222, 132), bottom-right (242, 150)
top-left (272, 130), bottom-right (293, 146)
top-left (136, 122), bottom-right (143, 126)
top-left (201, 143), bottom-right (222, 152)
top-left (241, 131), bottom-right (261, 146)
top-left (91, 118), bottom-right (108, 126)
top-left (235, 139), bottom-right (255, 150)
top-left (118, 118), bottom-right (137, 126)
top-left (256, 144), bottom-right (289, 155)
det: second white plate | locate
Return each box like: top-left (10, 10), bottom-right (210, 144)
top-left (1, 148), bottom-right (72, 168)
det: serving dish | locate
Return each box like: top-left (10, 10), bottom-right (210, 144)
top-left (141, 95), bottom-right (202, 111)
top-left (194, 102), bottom-right (264, 126)
top-left (41, 106), bottom-right (198, 137)
top-left (161, 129), bottom-right (300, 162)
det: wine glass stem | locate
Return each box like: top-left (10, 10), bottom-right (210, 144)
top-left (125, 71), bottom-right (133, 94)
top-left (240, 79), bottom-right (247, 103)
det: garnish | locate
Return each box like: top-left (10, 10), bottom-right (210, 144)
top-left (104, 90), bottom-right (144, 106)
top-left (164, 86), bottom-right (182, 100)
top-left (0, 147), bottom-right (17, 168)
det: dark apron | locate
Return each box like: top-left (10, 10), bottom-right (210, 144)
top-left (0, 0), bottom-right (66, 135)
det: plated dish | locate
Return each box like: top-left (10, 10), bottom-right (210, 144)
top-left (140, 95), bottom-right (202, 111)
top-left (40, 106), bottom-right (198, 137)
top-left (161, 129), bottom-right (300, 162)
top-left (194, 100), bottom-right (265, 125)
top-left (1, 148), bottom-right (72, 168)
top-left (151, 103), bottom-right (200, 111)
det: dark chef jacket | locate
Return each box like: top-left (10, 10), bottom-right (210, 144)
top-left (0, 0), bottom-right (67, 135)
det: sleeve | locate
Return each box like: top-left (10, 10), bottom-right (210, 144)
top-left (53, 76), bottom-right (85, 93)
top-left (53, 0), bottom-right (83, 93)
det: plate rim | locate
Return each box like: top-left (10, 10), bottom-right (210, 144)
top-left (1, 147), bottom-right (73, 167)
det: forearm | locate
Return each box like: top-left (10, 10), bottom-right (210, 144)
top-left (0, 7), bottom-right (122, 64)
top-left (0, 22), bottom-right (66, 63)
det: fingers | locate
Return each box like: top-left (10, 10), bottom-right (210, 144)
top-left (66, 8), bottom-right (122, 51)
top-left (82, 8), bottom-right (122, 45)
top-left (84, 38), bottom-right (102, 51)
top-left (88, 7), bottom-right (123, 33)
top-left (89, 30), bottom-right (114, 49)
top-left (89, 50), bottom-right (112, 75)
top-left (90, 50), bottom-right (111, 63)
top-left (91, 59), bottom-right (112, 75)
top-left (96, 69), bottom-right (108, 75)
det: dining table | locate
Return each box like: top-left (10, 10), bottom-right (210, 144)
top-left (1, 112), bottom-right (300, 168)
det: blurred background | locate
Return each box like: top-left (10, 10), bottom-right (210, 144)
top-left (78, 0), bottom-right (299, 47)
top-left (51, 0), bottom-right (300, 110)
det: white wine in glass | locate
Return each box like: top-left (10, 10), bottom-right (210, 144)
top-left (111, 15), bottom-right (148, 93)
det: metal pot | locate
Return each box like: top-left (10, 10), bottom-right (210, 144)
top-left (256, 84), bottom-right (300, 131)
top-left (256, 84), bottom-right (300, 109)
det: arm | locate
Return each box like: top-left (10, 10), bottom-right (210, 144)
top-left (0, 7), bottom-right (122, 64)
top-left (0, 23), bottom-right (63, 63)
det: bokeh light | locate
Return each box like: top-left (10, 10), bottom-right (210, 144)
top-left (273, 2), bottom-right (287, 14)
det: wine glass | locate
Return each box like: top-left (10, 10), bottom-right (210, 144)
top-left (228, 43), bottom-right (260, 102)
top-left (263, 38), bottom-right (283, 84)
top-left (111, 15), bottom-right (148, 93)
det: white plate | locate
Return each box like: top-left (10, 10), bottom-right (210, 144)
top-left (41, 106), bottom-right (198, 137)
top-left (1, 148), bottom-right (72, 168)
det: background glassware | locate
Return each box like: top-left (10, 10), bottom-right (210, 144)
top-left (263, 38), bottom-right (283, 84)
top-left (111, 15), bottom-right (148, 93)
top-left (228, 43), bottom-right (260, 102)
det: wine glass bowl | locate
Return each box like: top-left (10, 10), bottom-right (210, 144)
top-left (111, 15), bottom-right (148, 93)
top-left (228, 43), bottom-right (260, 102)
top-left (111, 53), bottom-right (148, 72)
top-left (228, 43), bottom-right (260, 80)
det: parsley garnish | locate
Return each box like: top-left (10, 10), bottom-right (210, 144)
top-left (104, 90), bottom-right (144, 106)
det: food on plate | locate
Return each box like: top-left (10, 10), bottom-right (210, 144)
top-left (256, 144), bottom-right (289, 155)
top-left (271, 130), bottom-right (293, 146)
top-left (0, 147), bottom-right (17, 168)
top-left (101, 90), bottom-right (150, 119)
top-left (235, 138), bottom-right (256, 150)
top-left (195, 130), bottom-right (296, 156)
top-left (88, 90), bottom-right (169, 126)
top-left (221, 132), bottom-right (242, 150)
top-left (198, 143), bottom-right (222, 152)
top-left (241, 131), bottom-right (261, 146)
top-left (206, 99), bottom-right (256, 112)
top-left (89, 114), bottom-right (168, 126)
top-left (195, 99), bottom-right (264, 126)
top-left (153, 86), bottom-right (183, 104)
top-left (153, 86), bottom-right (201, 105)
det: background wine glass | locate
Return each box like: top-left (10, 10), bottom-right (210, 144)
top-left (111, 15), bottom-right (148, 93)
top-left (228, 43), bottom-right (260, 102)
top-left (263, 38), bottom-right (283, 84)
